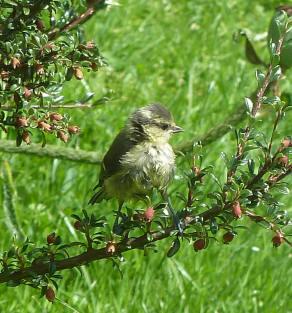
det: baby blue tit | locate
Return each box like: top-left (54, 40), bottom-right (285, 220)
top-left (89, 103), bottom-right (183, 234)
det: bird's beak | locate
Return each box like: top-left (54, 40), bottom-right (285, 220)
top-left (172, 125), bottom-right (184, 133)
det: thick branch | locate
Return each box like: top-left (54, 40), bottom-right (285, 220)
top-left (0, 140), bottom-right (101, 164)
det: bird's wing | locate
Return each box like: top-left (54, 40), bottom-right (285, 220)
top-left (95, 128), bottom-right (135, 188)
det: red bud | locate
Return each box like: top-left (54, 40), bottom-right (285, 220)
top-left (47, 232), bottom-right (56, 244)
top-left (49, 113), bottom-right (63, 121)
top-left (22, 87), bottom-right (31, 99)
top-left (223, 232), bottom-right (234, 244)
top-left (106, 242), bottom-right (116, 254)
top-left (74, 67), bottom-right (83, 80)
top-left (282, 139), bottom-right (291, 148)
top-left (35, 19), bottom-right (45, 31)
top-left (38, 121), bottom-right (52, 133)
top-left (144, 206), bottom-right (155, 221)
top-left (272, 232), bottom-right (284, 247)
top-left (11, 57), bottom-right (20, 69)
top-left (68, 126), bottom-right (80, 134)
top-left (16, 116), bottom-right (29, 127)
top-left (45, 287), bottom-right (55, 302)
top-left (279, 155), bottom-right (289, 165)
top-left (232, 202), bottom-right (242, 219)
top-left (35, 63), bottom-right (45, 75)
top-left (193, 239), bottom-right (205, 252)
top-left (58, 131), bottom-right (69, 143)
top-left (74, 220), bottom-right (83, 230)
top-left (91, 62), bottom-right (98, 71)
top-left (1, 70), bottom-right (10, 81)
top-left (22, 131), bottom-right (31, 145)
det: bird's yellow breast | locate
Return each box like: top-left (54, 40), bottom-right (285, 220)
top-left (104, 142), bottom-right (175, 202)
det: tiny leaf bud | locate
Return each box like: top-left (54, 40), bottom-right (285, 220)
top-left (45, 287), bottom-right (55, 302)
top-left (272, 232), bottom-right (284, 247)
top-left (193, 239), bottom-right (205, 252)
top-left (68, 126), bottom-right (80, 134)
top-left (47, 232), bottom-right (56, 244)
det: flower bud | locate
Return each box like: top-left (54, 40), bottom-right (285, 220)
top-left (193, 239), bottom-right (205, 252)
top-left (79, 41), bottom-right (95, 50)
top-left (223, 232), bottom-right (234, 244)
top-left (106, 242), bottom-right (116, 254)
top-left (272, 232), bottom-right (284, 247)
top-left (144, 206), bottom-right (155, 222)
top-left (58, 131), bottom-right (69, 143)
top-left (38, 121), bottom-right (52, 133)
top-left (22, 87), bottom-right (31, 99)
top-left (44, 44), bottom-right (54, 50)
top-left (1, 70), bottom-right (9, 81)
top-left (192, 166), bottom-right (200, 175)
top-left (47, 232), bottom-right (56, 244)
top-left (11, 57), bottom-right (20, 69)
top-left (49, 113), bottom-right (63, 121)
top-left (68, 126), bottom-right (80, 134)
top-left (74, 220), bottom-right (83, 230)
top-left (91, 62), bottom-right (98, 71)
top-left (282, 139), bottom-right (291, 148)
top-left (232, 202), bottom-right (242, 219)
top-left (22, 131), bottom-right (31, 145)
top-left (74, 67), bottom-right (83, 80)
top-left (279, 155), bottom-right (289, 165)
top-left (45, 287), bottom-right (55, 302)
top-left (16, 116), bottom-right (29, 127)
top-left (35, 63), bottom-right (45, 75)
top-left (35, 18), bottom-right (45, 31)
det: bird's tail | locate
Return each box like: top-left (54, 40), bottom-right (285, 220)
top-left (88, 186), bottom-right (106, 205)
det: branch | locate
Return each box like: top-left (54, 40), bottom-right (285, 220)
top-left (0, 102), bottom-right (104, 111)
top-left (0, 140), bottom-right (101, 164)
top-left (1, 162), bottom-right (290, 285)
top-left (48, 0), bottom-right (105, 40)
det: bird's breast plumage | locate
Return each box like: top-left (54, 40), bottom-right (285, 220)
top-left (103, 142), bottom-right (175, 201)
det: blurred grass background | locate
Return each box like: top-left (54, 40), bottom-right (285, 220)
top-left (1, 0), bottom-right (292, 312)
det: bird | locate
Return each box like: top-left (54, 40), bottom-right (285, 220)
top-left (89, 103), bottom-right (184, 235)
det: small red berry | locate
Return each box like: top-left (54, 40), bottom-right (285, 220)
top-left (68, 126), bottom-right (80, 134)
top-left (74, 67), bottom-right (83, 80)
top-left (45, 287), bottom-right (55, 302)
top-left (223, 232), bottom-right (234, 244)
top-left (35, 19), bottom-right (45, 31)
top-left (22, 131), bottom-right (31, 145)
top-left (58, 131), bottom-right (69, 143)
top-left (38, 121), bottom-right (52, 133)
top-left (272, 232), bottom-right (284, 247)
top-left (144, 206), bottom-right (155, 222)
top-left (232, 202), bottom-right (242, 219)
top-left (279, 155), bottom-right (289, 165)
top-left (35, 63), bottom-right (45, 75)
top-left (47, 232), bottom-right (56, 244)
top-left (74, 220), bottom-right (83, 230)
top-left (282, 139), bottom-right (291, 148)
top-left (11, 57), bottom-right (20, 69)
top-left (91, 62), bottom-right (98, 71)
top-left (22, 87), bottom-right (31, 100)
top-left (16, 116), bottom-right (29, 127)
top-left (106, 242), bottom-right (116, 254)
top-left (193, 239), bottom-right (205, 252)
top-left (49, 113), bottom-right (63, 121)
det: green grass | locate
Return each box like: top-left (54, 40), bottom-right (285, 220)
top-left (1, 0), bottom-right (292, 312)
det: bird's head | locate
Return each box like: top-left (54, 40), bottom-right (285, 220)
top-left (127, 103), bottom-right (183, 144)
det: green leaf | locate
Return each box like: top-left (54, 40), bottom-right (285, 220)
top-left (270, 65), bottom-right (281, 83)
top-left (167, 238), bottom-right (180, 257)
top-left (244, 97), bottom-right (253, 113)
top-left (255, 69), bottom-right (265, 88)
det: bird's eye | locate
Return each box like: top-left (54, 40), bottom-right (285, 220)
top-left (160, 123), bottom-right (169, 130)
